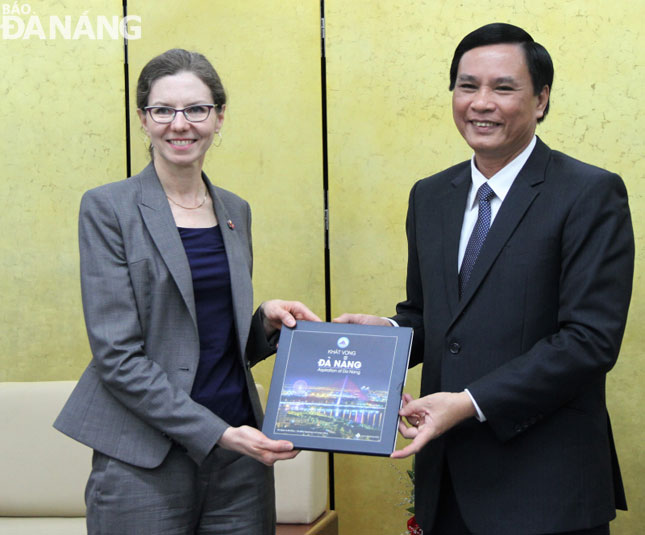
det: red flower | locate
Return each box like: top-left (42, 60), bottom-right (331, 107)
top-left (407, 515), bottom-right (423, 534)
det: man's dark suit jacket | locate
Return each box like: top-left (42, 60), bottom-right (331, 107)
top-left (393, 138), bottom-right (634, 534)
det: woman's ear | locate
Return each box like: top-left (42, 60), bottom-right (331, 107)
top-left (137, 108), bottom-right (151, 136)
top-left (214, 104), bottom-right (226, 133)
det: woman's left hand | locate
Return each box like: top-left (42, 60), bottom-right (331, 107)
top-left (218, 425), bottom-right (300, 466)
top-left (260, 299), bottom-right (321, 336)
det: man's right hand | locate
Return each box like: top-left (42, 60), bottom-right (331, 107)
top-left (333, 313), bottom-right (392, 326)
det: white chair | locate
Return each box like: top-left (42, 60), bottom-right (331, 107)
top-left (0, 381), bottom-right (335, 534)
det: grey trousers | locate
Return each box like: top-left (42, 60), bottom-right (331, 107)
top-left (86, 444), bottom-right (275, 535)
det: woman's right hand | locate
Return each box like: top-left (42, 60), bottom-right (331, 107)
top-left (218, 426), bottom-right (299, 466)
top-left (260, 299), bottom-right (321, 337)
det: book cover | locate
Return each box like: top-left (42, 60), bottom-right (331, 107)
top-left (262, 321), bottom-right (413, 456)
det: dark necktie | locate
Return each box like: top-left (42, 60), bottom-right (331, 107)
top-left (459, 182), bottom-right (495, 297)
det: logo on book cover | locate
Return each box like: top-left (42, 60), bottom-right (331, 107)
top-left (337, 336), bottom-right (350, 349)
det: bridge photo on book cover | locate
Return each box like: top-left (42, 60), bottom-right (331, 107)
top-left (273, 329), bottom-right (398, 442)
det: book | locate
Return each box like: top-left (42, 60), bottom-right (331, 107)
top-left (262, 321), bottom-right (413, 456)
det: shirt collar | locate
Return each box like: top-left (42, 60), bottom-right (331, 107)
top-left (467, 136), bottom-right (537, 209)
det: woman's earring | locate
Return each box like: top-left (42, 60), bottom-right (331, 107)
top-left (213, 131), bottom-right (223, 147)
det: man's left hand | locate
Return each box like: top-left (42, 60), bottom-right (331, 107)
top-left (391, 391), bottom-right (476, 459)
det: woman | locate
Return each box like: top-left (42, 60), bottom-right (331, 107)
top-left (55, 48), bottom-right (319, 534)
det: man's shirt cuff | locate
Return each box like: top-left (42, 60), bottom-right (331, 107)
top-left (385, 318), bottom-right (485, 421)
top-left (465, 388), bottom-right (486, 422)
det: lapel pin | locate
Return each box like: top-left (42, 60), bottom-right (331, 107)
top-left (227, 220), bottom-right (235, 230)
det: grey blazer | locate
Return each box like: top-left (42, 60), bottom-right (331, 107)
top-left (55, 163), bottom-right (274, 468)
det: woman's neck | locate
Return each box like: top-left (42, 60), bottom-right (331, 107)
top-left (153, 157), bottom-right (205, 197)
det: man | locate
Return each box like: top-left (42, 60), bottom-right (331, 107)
top-left (336, 23), bottom-right (633, 534)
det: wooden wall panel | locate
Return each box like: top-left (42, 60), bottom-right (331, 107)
top-left (127, 0), bottom-right (325, 389)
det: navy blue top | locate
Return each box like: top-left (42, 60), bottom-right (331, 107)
top-left (178, 225), bottom-right (254, 428)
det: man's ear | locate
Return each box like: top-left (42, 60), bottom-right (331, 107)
top-left (536, 85), bottom-right (550, 119)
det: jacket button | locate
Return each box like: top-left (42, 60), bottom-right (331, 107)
top-left (449, 342), bottom-right (461, 354)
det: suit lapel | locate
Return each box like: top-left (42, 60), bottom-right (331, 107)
top-left (205, 175), bottom-right (253, 359)
top-left (136, 163), bottom-right (198, 326)
top-left (135, 163), bottom-right (252, 358)
top-left (450, 139), bottom-right (551, 324)
top-left (442, 167), bottom-right (472, 316)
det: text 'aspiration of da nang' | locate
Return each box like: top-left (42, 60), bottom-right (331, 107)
top-left (318, 349), bottom-right (362, 376)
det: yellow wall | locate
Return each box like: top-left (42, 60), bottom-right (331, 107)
top-left (0, 0), bottom-right (323, 384)
top-left (0, 0), bottom-right (125, 381)
top-left (126, 0), bottom-right (325, 388)
top-left (1, 1), bottom-right (642, 534)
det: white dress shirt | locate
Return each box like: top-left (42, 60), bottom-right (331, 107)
top-left (390, 137), bottom-right (538, 422)
top-left (461, 136), bottom-right (537, 421)
top-left (458, 136), bottom-right (537, 270)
